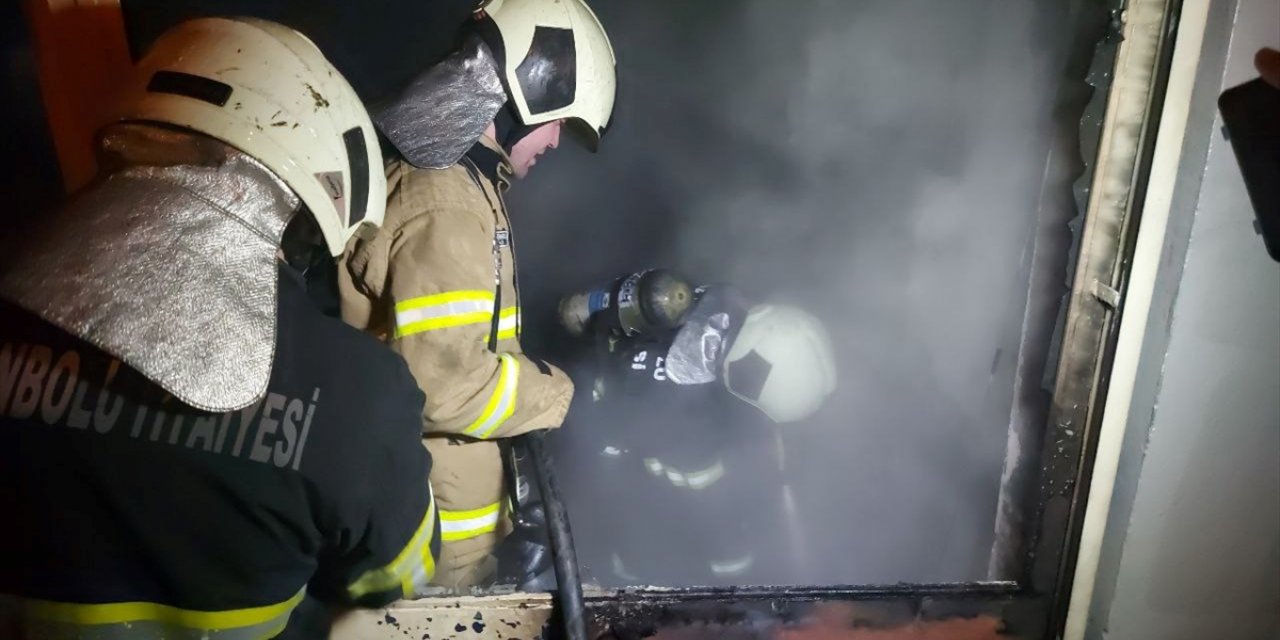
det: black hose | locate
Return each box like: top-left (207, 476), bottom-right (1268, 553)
top-left (522, 431), bottom-right (588, 640)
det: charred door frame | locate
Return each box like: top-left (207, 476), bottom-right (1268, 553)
top-left (578, 0), bottom-right (1186, 637)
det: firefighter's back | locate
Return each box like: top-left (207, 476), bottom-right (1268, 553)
top-left (0, 265), bottom-right (436, 638)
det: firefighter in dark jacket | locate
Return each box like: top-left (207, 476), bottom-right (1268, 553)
top-left (0, 18), bottom-right (438, 639)
top-left (557, 270), bottom-right (837, 585)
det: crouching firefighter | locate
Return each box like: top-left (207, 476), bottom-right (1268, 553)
top-left (558, 270), bottom-right (837, 585)
top-left (0, 19), bottom-right (440, 639)
top-left (340, 0), bottom-right (617, 588)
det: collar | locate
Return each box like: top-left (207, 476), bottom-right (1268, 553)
top-left (464, 134), bottom-right (514, 191)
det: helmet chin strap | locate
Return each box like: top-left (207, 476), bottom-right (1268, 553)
top-left (493, 103), bottom-right (539, 152)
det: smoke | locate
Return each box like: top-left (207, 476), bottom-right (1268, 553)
top-left (512, 0), bottom-right (1074, 585)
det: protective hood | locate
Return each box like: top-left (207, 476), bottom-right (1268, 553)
top-left (373, 35), bottom-right (508, 169)
top-left (665, 286), bottom-right (749, 385)
top-left (0, 124), bottom-right (299, 412)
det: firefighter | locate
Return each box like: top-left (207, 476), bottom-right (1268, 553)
top-left (558, 270), bottom-right (837, 585)
top-left (0, 18), bottom-right (439, 638)
top-left (340, 0), bottom-right (616, 589)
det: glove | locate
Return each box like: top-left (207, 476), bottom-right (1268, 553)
top-left (557, 288), bottom-right (610, 338)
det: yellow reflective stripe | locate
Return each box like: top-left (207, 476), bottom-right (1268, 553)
top-left (440, 502), bottom-right (502, 522)
top-left (395, 290), bottom-right (494, 312)
top-left (17, 589), bottom-right (305, 630)
top-left (440, 502), bottom-right (503, 542)
top-left (404, 487), bottom-right (438, 597)
top-left (397, 311), bottom-right (492, 338)
top-left (347, 486), bottom-right (438, 600)
top-left (394, 291), bottom-right (496, 339)
top-left (440, 525), bottom-right (499, 542)
top-left (496, 306), bottom-right (520, 341)
top-left (463, 354), bottom-right (519, 439)
top-left (417, 521), bottom-right (437, 596)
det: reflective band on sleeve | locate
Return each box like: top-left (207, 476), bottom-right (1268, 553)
top-left (709, 553), bottom-right (754, 577)
top-left (683, 460), bottom-right (726, 490)
top-left (643, 458), bottom-right (664, 476)
top-left (643, 458), bottom-right (725, 490)
top-left (8, 588), bottom-right (306, 640)
top-left (440, 501), bottom-right (504, 542)
top-left (496, 306), bottom-right (520, 341)
top-left (394, 291), bottom-right (496, 339)
top-left (463, 354), bottom-right (519, 439)
top-left (347, 485), bottom-right (438, 600)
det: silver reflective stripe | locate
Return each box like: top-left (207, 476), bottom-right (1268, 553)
top-left (516, 475), bottom-right (531, 504)
top-left (710, 554), bottom-right (755, 577)
top-left (1, 588), bottom-right (305, 640)
top-left (643, 458), bottom-right (726, 490)
top-left (396, 298), bottom-right (491, 326)
top-left (440, 502), bottom-right (503, 542)
top-left (643, 458), bottom-right (664, 476)
top-left (684, 461), bottom-right (726, 490)
top-left (393, 291), bottom-right (495, 338)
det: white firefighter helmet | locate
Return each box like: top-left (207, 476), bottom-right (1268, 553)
top-left (723, 305), bottom-right (838, 424)
top-left (480, 0), bottom-right (617, 149)
top-left (114, 17), bottom-right (386, 256)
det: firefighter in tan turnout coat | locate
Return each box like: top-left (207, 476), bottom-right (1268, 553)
top-left (341, 0), bottom-right (616, 587)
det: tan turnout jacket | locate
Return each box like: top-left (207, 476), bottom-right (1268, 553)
top-left (340, 137), bottom-right (573, 587)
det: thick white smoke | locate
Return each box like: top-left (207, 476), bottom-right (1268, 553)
top-left (513, 0), bottom-right (1074, 585)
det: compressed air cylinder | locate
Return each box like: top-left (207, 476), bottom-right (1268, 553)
top-left (557, 269), bottom-right (695, 338)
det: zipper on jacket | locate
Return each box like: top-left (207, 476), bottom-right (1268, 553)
top-left (493, 186), bottom-right (521, 342)
top-left (462, 158), bottom-right (507, 353)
